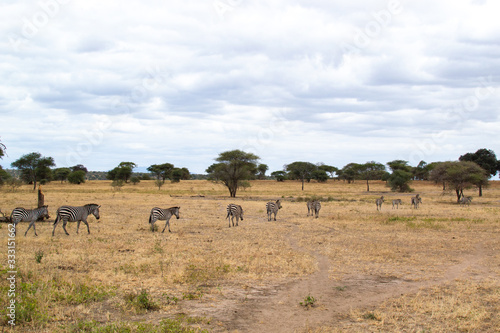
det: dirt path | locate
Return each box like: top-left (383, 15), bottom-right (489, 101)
top-left (181, 222), bottom-right (494, 333)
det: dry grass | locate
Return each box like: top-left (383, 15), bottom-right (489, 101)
top-left (0, 179), bottom-right (499, 332)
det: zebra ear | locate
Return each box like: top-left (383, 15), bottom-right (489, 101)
top-left (98, 205), bottom-right (101, 208)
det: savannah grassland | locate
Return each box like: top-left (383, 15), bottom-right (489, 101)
top-left (0, 179), bottom-right (499, 332)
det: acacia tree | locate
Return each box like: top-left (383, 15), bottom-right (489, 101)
top-left (429, 161), bottom-right (489, 202)
top-left (0, 140), bottom-right (9, 185)
top-left (11, 152), bottom-right (55, 190)
top-left (339, 163), bottom-right (362, 183)
top-left (148, 163), bottom-right (174, 181)
top-left (459, 149), bottom-right (498, 196)
top-left (285, 161), bottom-right (317, 190)
top-left (107, 162), bottom-right (137, 183)
top-left (358, 161), bottom-right (386, 192)
top-left (53, 167), bottom-right (71, 183)
top-left (386, 160), bottom-right (413, 192)
top-left (206, 150), bottom-right (259, 197)
top-left (0, 139), bottom-right (5, 159)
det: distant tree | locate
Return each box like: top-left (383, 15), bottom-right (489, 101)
top-left (257, 164), bottom-right (269, 180)
top-left (459, 148), bottom-right (498, 196)
top-left (155, 179), bottom-right (165, 190)
top-left (317, 164), bottom-right (338, 179)
top-left (387, 169), bottom-right (413, 192)
top-left (285, 161), bottom-right (317, 190)
top-left (171, 168), bottom-right (183, 183)
top-left (387, 160), bottom-right (412, 173)
top-left (130, 176), bottom-right (141, 185)
top-left (429, 161), bottom-right (489, 202)
top-left (107, 162), bottom-right (137, 183)
top-left (68, 170), bottom-right (86, 184)
top-left (271, 171), bottom-right (287, 182)
top-left (312, 169), bottom-right (329, 183)
top-left (11, 152), bottom-right (55, 190)
top-left (206, 150), bottom-right (259, 197)
top-left (412, 160), bottom-right (433, 180)
top-left (339, 163), bottom-right (362, 183)
top-left (358, 161), bottom-right (386, 191)
top-left (53, 167), bottom-right (71, 183)
top-left (148, 163), bottom-right (174, 181)
top-left (71, 164), bottom-right (88, 174)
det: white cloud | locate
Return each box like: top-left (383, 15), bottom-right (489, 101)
top-left (1, 0), bottom-right (500, 173)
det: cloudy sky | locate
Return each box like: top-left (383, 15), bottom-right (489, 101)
top-left (1, 0), bottom-right (499, 174)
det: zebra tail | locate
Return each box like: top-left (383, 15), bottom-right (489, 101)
top-left (148, 214), bottom-right (152, 224)
top-left (53, 214), bottom-right (59, 226)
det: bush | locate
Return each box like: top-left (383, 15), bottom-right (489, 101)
top-left (68, 170), bottom-right (86, 184)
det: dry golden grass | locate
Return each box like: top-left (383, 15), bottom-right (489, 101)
top-left (0, 179), bottom-right (499, 332)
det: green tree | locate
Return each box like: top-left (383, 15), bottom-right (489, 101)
top-left (257, 164), bottom-right (269, 180)
top-left (339, 163), bottom-right (362, 183)
top-left (387, 169), bottom-right (413, 192)
top-left (107, 162), bottom-right (137, 183)
top-left (148, 163), bottom-right (174, 181)
top-left (412, 160), bottom-right (433, 180)
top-left (0, 166), bottom-right (11, 186)
top-left (206, 150), bottom-right (259, 197)
top-left (68, 170), bottom-right (86, 184)
top-left (71, 164), bottom-right (88, 174)
top-left (318, 164), bottom-right (338, 179)
top-left (429, 161), bottom-right (488, 202)
top-left (312, 169), bottom-right (329, 183)
top-left (11, 152), bottom-right (55, 190)
top-left (459, 148), bottom-right (498, 196)
top-left (358, 161), bottom-right (386, 191)
top-left (285, 161), bottom-right (317, 190)
top-left (53, 167), bottom-right (71, 183)
top-left (271, 170), bottom-right (287, 182)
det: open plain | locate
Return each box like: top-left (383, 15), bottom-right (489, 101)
top-left (1, 179), bottom-right (499, 332)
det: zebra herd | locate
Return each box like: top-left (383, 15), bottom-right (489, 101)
top-left (7, 193), bottom-right (475, 236)
top-left (375, 194), bottom-right (422, 211)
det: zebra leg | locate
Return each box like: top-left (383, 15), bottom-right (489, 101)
top-left (76, 221), bottom-right (81, 234)
top-left (82, 219), bottom-right (90, 234)
top-left (25, 220), bottom-right (35, 236)
top-left (162, 219), bottom-right (171, 233)
top-left (62, 220), bottom-right (70, 235)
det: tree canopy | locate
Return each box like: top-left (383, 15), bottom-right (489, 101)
top-left (285, 161), bottom-right (317, 190)
top-left (206, 150), bottom-right (259, 197)
top-left (429, 161), bottom-right (489, 202)
top-left (11, 152), bottom-right (55, 190)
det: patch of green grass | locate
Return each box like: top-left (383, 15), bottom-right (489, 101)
top-left (383, 216), bottom-right (417, 225)
top-left (66, 318), bottom-right (210, 333)
top-left (35, 249), bottom-right (44, 263)
top-left (124, 289), bottom-right (159, 312)
top-left (299, 295), bottom-right (316, 309)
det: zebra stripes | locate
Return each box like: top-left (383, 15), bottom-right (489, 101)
top-left (226, 204), bottom-right (243, 227)
top-left (266, 200), bottom-right (282, 221)
top-left (392, 199), bottom-right (402, 209)
top-left (307, 200), bottom-right (321, 218)
top-left (52, 204), bottom-right (100, 236)
top-left (411, 195), bottom-right (422, 209)
top-left (149, 206), bottom-right (180, 232)
top-left (375, 196), bottom-right (384, 211)
top-left (10, 206), bottom-right (50, 236)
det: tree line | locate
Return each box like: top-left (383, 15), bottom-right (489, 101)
top-left (1, 140), bottom-right (499, 202)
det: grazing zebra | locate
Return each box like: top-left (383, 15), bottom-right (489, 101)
top-left (52, 204), bottom-right (100, 236)
top-left (375, 196), bottom-right (384, 211)
top-left (411, 195), bottom-right (422, 209)
top-left (459, 196), bottom-right (472, 207)
top-left (307, 200), bottom-right (321, 218)
top-left (10, 206), bottom-right (50, 236)
top-left (226, 204), bottom-right (243, 227)
top-left (266, 200), bottom-right (282, 221)
top-left (392, 199), bottom-right (402, 209)
top-left (149, 206), bottom-right (180, 232)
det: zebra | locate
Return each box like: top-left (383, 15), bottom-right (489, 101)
top-left (10, 206), bottom-right (50, 236)
top-left (459, 196), bottom-right (472, 207)
top-left (148, 206), bottom-right (180, 232)
top-left (307, 200), bottom-right (321, 218)
top-left (375, 196), bottom-right (384, 211)
top-left (411, 194), bottom-right (422, 209)
top-left (266, 200), bottom-right (282, 221)
top-left (226, 204), bottom-right (243, 227)
top-left (392, 199), bottom-right (402, 209)
top-left (52, 204), bottom-right (100, 236)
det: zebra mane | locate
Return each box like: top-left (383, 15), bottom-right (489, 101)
top-left (84, 203), bottom-right (100, 207)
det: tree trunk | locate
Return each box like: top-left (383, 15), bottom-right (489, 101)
top-left (37, 186), bottom-right (45, 221)
top-left (301, 179), bottom-right (304, 191)
top-left (479, 185), bottom-right (483, 197)
top-left (366, 179), bottom-right (369, 192)
top-left (456, 189), bottom-right (461, 203)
